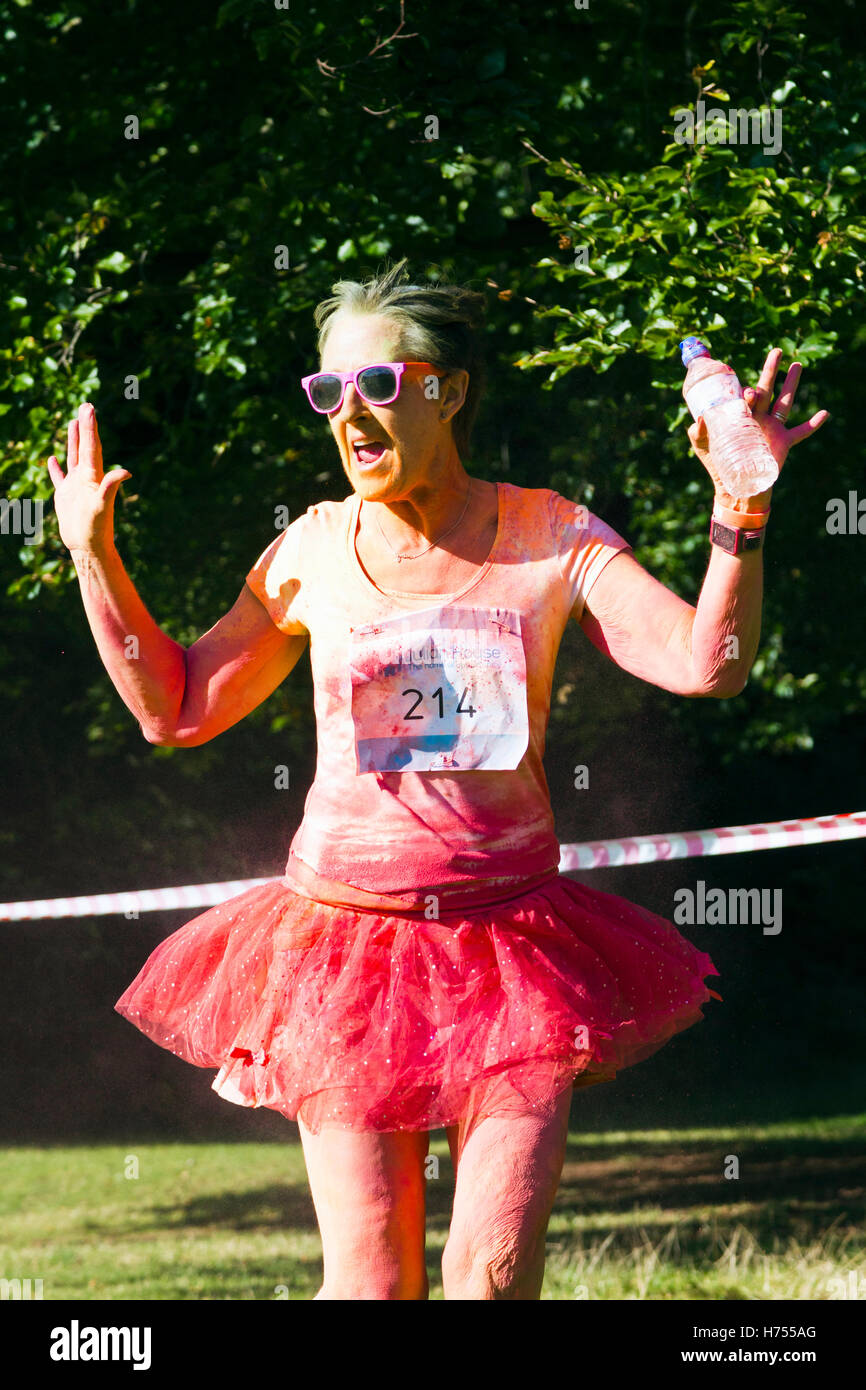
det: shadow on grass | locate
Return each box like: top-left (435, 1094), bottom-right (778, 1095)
top-left (92, 1132), bottom-right (866, 1259)
top-left (95, 1182), bottom-right (321, 1236)
top-left (552, 1134), bottom-right (866, 1246)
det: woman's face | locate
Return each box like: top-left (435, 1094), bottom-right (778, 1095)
top-left (319, 312), bottom-right (466, 501)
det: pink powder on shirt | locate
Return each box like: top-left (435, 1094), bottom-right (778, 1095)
top-left (245, 481), bottom-right (629, 911)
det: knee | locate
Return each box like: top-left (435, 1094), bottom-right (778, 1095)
top-left (442, 1228), bottom-right (545, 1301)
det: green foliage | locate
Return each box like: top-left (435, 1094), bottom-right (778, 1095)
top-left (512, 0), bottom-right (865, 754)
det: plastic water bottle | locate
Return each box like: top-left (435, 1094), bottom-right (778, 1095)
top-left (680, 337), bottom-right (779, 498)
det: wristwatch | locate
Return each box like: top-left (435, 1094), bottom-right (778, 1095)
top-left (709, 517), bottom-right (766, 554)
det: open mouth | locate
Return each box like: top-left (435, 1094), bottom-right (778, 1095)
top-left (352, 440), bottom-right (387, 464)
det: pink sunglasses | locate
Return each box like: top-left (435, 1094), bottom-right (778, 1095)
top-left (301, 361), bottom-right (443, 414)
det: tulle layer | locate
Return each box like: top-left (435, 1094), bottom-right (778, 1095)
top-left (115, 875), bottom-right (720, 1134)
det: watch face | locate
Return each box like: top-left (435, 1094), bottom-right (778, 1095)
top-left (711, 520), bottom-right (736, 553)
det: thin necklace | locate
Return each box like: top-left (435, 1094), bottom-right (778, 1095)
top-left (373, 480), bottom-right (473, 562)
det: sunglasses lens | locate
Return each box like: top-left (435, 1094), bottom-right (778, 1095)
top-left (357, 366), bottom-right (398, 402)
top-left (309, 375), bottom-right (342, 411)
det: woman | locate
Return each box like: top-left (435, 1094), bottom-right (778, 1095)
top-left (48, 260), bottom-right (827, 1300)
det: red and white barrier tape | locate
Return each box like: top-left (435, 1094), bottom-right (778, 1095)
top-left (0, 879), bottom-right (272, 922)
top-left (556, 810), bottom-right (866, 872)
top-left (1, 812), bottom-right (863, 921)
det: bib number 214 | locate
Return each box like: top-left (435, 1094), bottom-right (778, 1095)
top-left (350, 604), bottom-right (529, 772)
top-left (402, 687), bottom-right (477, 720)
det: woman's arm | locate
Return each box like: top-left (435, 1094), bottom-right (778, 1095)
top-left (156, 583), bottom-right (308, 747)
top-left (579, 545), bottom-right (760, 697)
top-left (71, 541), bottom-right (307, 745)
top-left (50, 403), bottom-right (307, 747)
top-left (578, 348), bottom-right (828, 699)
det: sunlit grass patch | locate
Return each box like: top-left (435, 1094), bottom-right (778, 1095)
top-left (0, 1115), bottom-right (863, 1300)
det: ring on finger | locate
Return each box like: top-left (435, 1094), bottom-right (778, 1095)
top-left (772, 409), bottom-right (788, 421)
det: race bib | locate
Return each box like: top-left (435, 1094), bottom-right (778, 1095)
top-left (349, 606), bottom-right (529, 773)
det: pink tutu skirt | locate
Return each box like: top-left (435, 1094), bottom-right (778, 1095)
top-left (114, 875), bottom-right (720, 1134)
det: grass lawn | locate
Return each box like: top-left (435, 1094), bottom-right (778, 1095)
top-left (1, 1114), bottom-right (864, 1300)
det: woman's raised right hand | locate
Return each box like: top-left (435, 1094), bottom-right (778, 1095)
top-left (47, 403), bottom-right (132, 554)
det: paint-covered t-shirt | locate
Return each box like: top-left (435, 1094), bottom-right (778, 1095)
top-left (245, 481), bottom-right (630, 911)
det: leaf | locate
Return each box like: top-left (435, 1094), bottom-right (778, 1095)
top-left (771, 80), bottom-right (797, 103)
top-left (94, 251), bottom-right (132, 274)
top-left (601, 258), bottom-right (632, 280)
top-left (643, 317), bottom-right (678, 334)
top-left (793, 333), bottom-right (838, 359)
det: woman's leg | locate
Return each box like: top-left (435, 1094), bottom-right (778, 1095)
top-left (441, 1085), bottom-right (572, 1300)
top-left (297, 1115), bottom-right (430, 1300)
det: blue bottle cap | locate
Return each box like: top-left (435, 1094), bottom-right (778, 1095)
top-left (679, 337), bottom-right (709, 366)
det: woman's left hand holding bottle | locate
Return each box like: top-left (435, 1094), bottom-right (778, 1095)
top-left (688, 347), bottom-right (830, 513)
